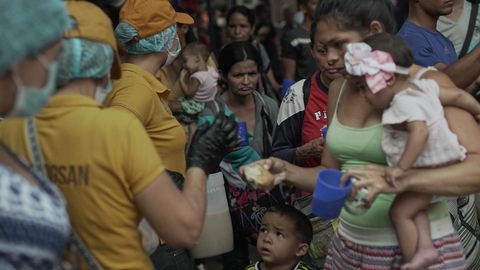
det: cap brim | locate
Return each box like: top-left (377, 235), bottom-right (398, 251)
top-left (175, 12), bottom-right (194, 25)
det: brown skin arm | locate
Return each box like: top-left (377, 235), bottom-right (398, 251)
top-left (396, 121), bottom-right (429, 171)
top-left (180, 76), bottom-right (201, 98)
top-left (439, 87), bottom-right (480, 117)
top-left (436, 44), bottom-right (480, 89)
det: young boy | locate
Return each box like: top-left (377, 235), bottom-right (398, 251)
top-left (246, 204), bottom-right (313, 270)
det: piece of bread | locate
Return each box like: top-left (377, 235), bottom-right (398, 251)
top-left (244, 165), bottom-right (274, 190)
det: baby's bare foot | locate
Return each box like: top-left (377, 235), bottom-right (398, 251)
top-left (401, 248), bottom-right (440, 270)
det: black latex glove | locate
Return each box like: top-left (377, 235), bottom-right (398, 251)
top-left (187, 113), bottom-right (239, 175)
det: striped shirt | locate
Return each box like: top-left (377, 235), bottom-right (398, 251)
top-left (245, 261), bottom-right (312, 270)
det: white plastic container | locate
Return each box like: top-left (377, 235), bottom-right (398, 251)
top-left (344, 178), bottom-right (368, 215)
top-left (190, 172), bottom-right (234, 258)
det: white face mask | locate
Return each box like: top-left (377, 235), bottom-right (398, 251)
top-left (293, 11), bottom-right (304, 25)
top-left (94, 76), bottom-right (112, 104)
top-left (164, 35), bottom-right (181, 67)
top-left (9, 55), bottom-right (58, 117)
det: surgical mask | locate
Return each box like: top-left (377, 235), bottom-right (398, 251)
top-left (216, 17), bottom-right (227, 28)
top-left (293, 11), bottom-right (304, 25)
top-left (164, 35), bottom-right (181, 67)
top-left (94, 76), bottom-right (112, 104)
top-left (10, 55), bottom-right (58, 117)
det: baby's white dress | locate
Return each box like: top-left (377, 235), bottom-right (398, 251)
top-left (381, 78), bottom-right (466, 167)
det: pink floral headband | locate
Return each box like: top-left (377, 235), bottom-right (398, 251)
top-left (345, 42), bottom-right (410, 94)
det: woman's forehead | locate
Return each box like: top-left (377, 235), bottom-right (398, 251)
top-left (229, 59), bottom-right (257, 72)
top-left (315, 20), bottom-right (363, 44)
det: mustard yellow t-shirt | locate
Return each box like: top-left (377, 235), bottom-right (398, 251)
top-left (106, 63), bottom-right (187, 175)
top-left (156, 67), bottom-right (184, 102)
top-left (0, 95), bottom-right (164, 270)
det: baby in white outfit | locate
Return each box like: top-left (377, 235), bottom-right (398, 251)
top-left (345, 33), bottom-right (480, 270)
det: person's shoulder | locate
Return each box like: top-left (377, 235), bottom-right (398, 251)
top-left (254, 91), bottom-right (277, 112)
top-left (281, 79), bottom-right (307, 105)
top-left (96, 107), bottom-right (142, 129)
top-left (329, 77), bottom-right (345, 95)
top-left (398, 22), bottom-right (429, 40)
top-left (258, 92), bottom-right (278, 108)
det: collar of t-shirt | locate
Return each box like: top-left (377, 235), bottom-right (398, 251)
top-left (255, 261), bottom-right (303, 270)
top-left (42, 94), bottom-right (100, 109)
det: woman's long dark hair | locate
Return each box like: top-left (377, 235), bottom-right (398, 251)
top-left (218, 41), bottom-right (262, 76)
top-left (311, 0), bottom-right (397, 44)
top-left (226, 5), bottom-right (255, 27)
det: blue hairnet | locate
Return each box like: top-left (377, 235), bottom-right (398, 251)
top-left (57, 38), bottom-right (114, 87)
top-left (115, 23), bottom-right (177, 54)
top-left (0, 0), bottom-right (68, 75)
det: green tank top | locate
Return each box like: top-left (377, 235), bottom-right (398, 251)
top-left (327, 80), bottom-right (449, 228)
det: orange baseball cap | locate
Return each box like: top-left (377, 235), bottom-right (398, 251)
top-left (119, 0), bottom-right (194, 40)
top-left (175, 12), bottom-right (194, 25)
top-left (64, 1), bottom-right (121, 79)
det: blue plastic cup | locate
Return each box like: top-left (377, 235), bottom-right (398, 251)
top-left (312, 169), bottom-right (352, 220)
top-left (237, 121), bottom-right (249, 147)
top-left (321, 127), bottom-right (327, 138)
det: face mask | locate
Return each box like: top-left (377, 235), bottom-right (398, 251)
top-left (216, 17), bottom-right (226, 28)
top-left (94, 76), bottom-right (112, 104)
top-left (164, 35), bottom-right (181, 67)
top-left (9, 55), bottom-right (58, 117)
top-left (293, 11), bottom-right (304, 25)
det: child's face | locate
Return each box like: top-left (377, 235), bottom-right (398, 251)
top-left (352, 76), bottom-right (392, 110)
top-left (256, 212), bottom-right (307, 266)
top-left (182, 51), bottom-right (200, 73)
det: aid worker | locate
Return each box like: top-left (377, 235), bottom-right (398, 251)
top-left (0, 0), bottom-right (70, 268)
top-left (0, 1), bottom-right (238, 269)
top-left (105, 0), bottom-right (192, 178)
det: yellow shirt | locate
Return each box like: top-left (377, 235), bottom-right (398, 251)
top-left (106, 63), bottom-right (187, 175)
top-left (0, 95), bottom-right (164, 270)
top-left (156, 67), bottom-right (184, 101)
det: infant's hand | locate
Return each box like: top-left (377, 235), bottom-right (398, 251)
top-left (385, 166), bottom-right (404, 187)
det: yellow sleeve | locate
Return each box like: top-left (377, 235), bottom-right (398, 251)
top-left (123, 116), bottom-right (165, 195)
top-left (109, 80), bottom-right (156, 126)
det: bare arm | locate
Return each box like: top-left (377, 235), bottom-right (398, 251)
top-left (168, 100), bottom-right (183, 113)
top-left (181, 76), bottom-right (200, 98)
top-left (400, 107), bottom-right (480, 195)
top-left (439, 44), bottom-right (480, 89)
top-left (294, 137), bottom-right (324, 164)
top-left (239, 157), bottom-right (321, 193)
top-left (439, 87), bottom-right (480, 117)
top-left (135, 168), bottom-right (207, 248)
top-left (396, 121), bottom-right (428, 171)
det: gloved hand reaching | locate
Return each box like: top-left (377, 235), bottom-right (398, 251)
top-left (187, 112), bottom-right (238, 175)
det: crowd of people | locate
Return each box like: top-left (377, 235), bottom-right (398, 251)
top-left (1, 0), bottom-right (480, 270)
